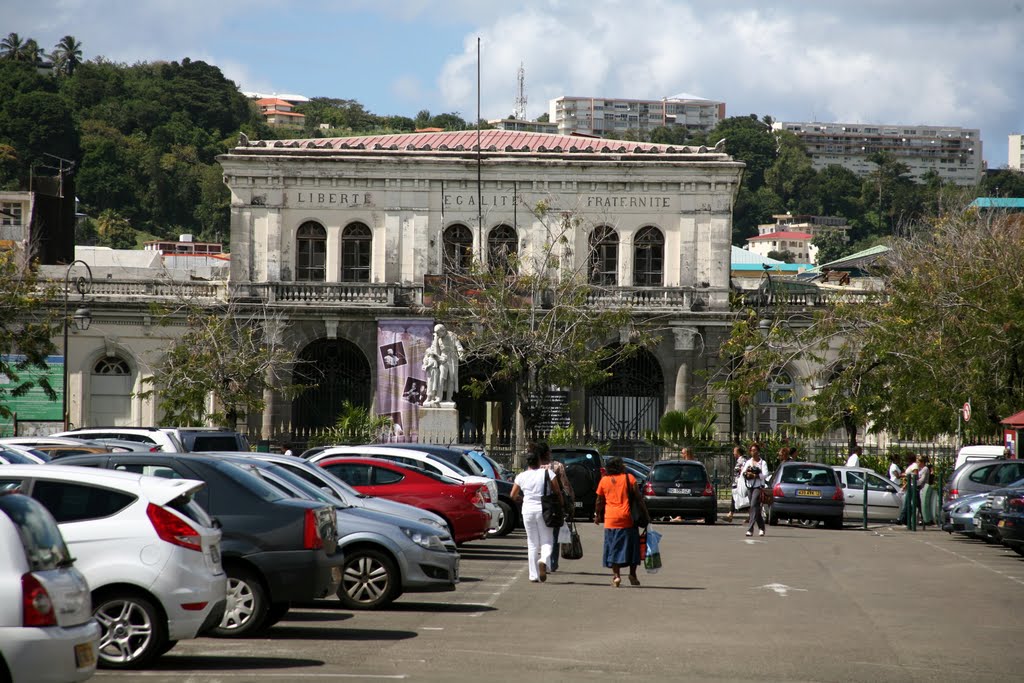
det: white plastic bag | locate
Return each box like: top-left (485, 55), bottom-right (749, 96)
top-left (644, 528), bottom-right (663, 574)
top-left (557, 524), bottom-right (572, 544)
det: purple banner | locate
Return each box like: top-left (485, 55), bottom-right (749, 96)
top-left (376, 319), bottom-right (433, 441)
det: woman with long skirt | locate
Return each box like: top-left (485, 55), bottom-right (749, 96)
top-left (595, 457), bottom-right (642, 587)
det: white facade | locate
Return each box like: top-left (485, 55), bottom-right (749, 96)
top-left (1010, 134), bottom-right (1023, 171)
top-left (775, 121), bottom-right (983, 186)
top-left (549, 94), bottom-right (725, 138)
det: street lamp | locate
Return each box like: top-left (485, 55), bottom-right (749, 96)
top-left (62, 260), bottom-right (93, 430)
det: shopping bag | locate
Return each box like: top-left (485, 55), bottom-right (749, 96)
top-left (557, 524), bottom-right (572, 544)
top-left (644, 528), bottom-right (663, 574)
top-left (561, 522), bottom-right (583, 560)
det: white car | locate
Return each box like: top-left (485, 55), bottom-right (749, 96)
top-left (0, 491), bottom-right (100, 683)
top-left (833, 466), bottom-right (905, 522)
top-left (307, 446), bottom-right (502, 531)
top-left (51, 428), bottom-right (183, 453)
top-left (0, 465), bottom-right (226, 669)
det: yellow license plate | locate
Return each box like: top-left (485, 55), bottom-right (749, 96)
top-left (998, 520), bottom-right (1006, 527)
top-left (796, 490), bottom-right (822, 497)
top-left (75, 641), bottom-right (95, 669)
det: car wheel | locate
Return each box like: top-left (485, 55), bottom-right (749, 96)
top-left (338, 548), bottom-right (399, 610)
top-left (265, 602), bottom-right (291, 628)
top-left (490, 500), bottom-right (516, 537)
top-left (93, 592), bottom-right (168, 669)
top-left (210, 567), bottom-right (269, 638)
top-left (768, 507), bottom-right (779, 526)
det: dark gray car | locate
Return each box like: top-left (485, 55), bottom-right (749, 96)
top-left (944, 459), bottom-right (1024, 503)
top-left (766, 462), bottom-right (845, 529)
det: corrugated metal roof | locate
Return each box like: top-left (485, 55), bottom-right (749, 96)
top-left (971, 197), bottom-right (1024, 209)
top-left (235, 129), bottom-right (732, 157)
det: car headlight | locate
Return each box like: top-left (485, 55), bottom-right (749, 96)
top-left (402, 527), bottom-right (445, 551)
top-left (419, 517), bottom-right (448, 534)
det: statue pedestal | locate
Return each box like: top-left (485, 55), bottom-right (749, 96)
top-left (417, 403), bottom-right (458, 443)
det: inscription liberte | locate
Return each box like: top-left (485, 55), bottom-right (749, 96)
top-left (291, 191), bottom-right (674, 210)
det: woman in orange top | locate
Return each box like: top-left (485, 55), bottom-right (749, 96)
top-left (595, 457), bottom-right (642, 587)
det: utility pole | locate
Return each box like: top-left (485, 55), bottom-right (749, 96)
top-left (514, 62), bottom-right (527, 121)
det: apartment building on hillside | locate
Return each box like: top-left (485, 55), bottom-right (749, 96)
top-left (1010, 134), bottom-right (1023, 172)
top-left (549, 93), bottom-right (725, 138)
top-left (774, 121), bottom-right (983, 186)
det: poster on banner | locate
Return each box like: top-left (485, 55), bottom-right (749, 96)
top-left (376, 319), bottom-right (433, 441)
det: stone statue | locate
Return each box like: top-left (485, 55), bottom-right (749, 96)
top-left (422, 323), bottom-right (463, 405)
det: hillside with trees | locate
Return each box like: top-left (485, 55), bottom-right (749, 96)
top-left (2, 32), bottom-right (1021, 256)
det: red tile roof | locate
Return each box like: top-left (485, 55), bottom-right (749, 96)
top-left (747, 231), bottom-right (814, 241)
top-left (234, 129), bottom-right (732, 158)
top-left (257, 98), bottom-right (294, 107)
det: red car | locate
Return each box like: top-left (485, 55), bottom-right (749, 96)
top-left (316, 456), bottom-right (491, 544)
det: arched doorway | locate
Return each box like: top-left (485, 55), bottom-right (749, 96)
top-left (292, 339), bottom-right (371, 430)
top-left (454, 357), bottom-right (515, 445)
top-left (586, 347), bottom-right (664, 445)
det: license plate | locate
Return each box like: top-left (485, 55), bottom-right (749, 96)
top-left (998, 519), bottom-right (1006, 527)
top-left (796, 490), bottom-right (822, 498)
top-left (209, 544), bottom-right (221, 565)
top-left (74, 642), bottom-right (95, 669)
top-left (668, 488), bottom-right (691, 495)
top-left (574, 501), bottom-right (583, 508)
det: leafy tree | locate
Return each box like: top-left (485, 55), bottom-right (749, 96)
top-left (0, 251), bottom-right (59, 419)
top-left (766, 250), bottom-right (795, 263)
top-left (51, 35), bottom-right (82, 76)
top-left (142, 301), bottom-right (304, 427)
top-left (307, 400), bottom-right (394, 446)
top-left (811, 230), bottom-right (849, 265)
top-left (414, 109), bottom-right (431, 128)
top-left (763, 132), bottom-right (815, 210)
top-left (430, 202), bottom-right (658, 451)
top-left (536, 112), bottom-right (549, 123)
top-left (429, 112), bottom-right (468, 130)
top-left (20, 39), bottom-right (45, 64)
top-left (95, 209), bottom-right (135, 248)
top-left (980, 169), bottom-right (1024, 198)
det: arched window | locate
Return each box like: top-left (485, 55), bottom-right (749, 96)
top-left (341, 222), bottom-right (371, 282)
top-left (755, 369), bottom-right (794, 432)
top-left (589, 226), bottom-right (618, 286)
top-left (487, 224), bottom-right (517, 271)
top-left (443, 224), bottom-right (473, 275)
top-left (633, 226), bottom-right (664, 286)
top-left (296, 221), bottom-right (326, 281)
top-left (93, 357), bottom-right (130, 375)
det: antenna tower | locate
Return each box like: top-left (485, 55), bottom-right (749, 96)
top-left (514, 62), bottom-right (527, 120)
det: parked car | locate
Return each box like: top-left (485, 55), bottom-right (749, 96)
top-left (766, 462), bottom-right (845, 529)
top-left (371, 443), bottom-right (519, 536)
top-left (210, 454), bottom-right (460, 609)
top-left (309, 446), bottom-right (502, 535)
top-left (642, 460), bottom-right (716, 524)
top-left (0, 491), bottom-right (100, 683)
top-left (160, 428), bottom-right (250, 453)
top-left (549, 446), bottom-right (605, 519)
top-left (316, 456), bottom-right (491, 545)
top-left (53, 428), bottom-right (183, 453)
top-left (196, 451), bottom-right (450, 532)
top-left (995, 491), bottom-right (1024, 556)
top-left (954, 444), bottom-right (1008, 471)
top-left (0, 465), bottom-right (225, 668)
top-left (974, 484), bottom-right (1024, 544)
top-left (50, 453), bottom-right (342, 638)
top-left (833, 466), bottom-right (904, 522)
top-left (942, 490), bottom-right (991, 537)
top-left (621, 457), bottom-right (651, 482)
top-left (944, 459), bottom-right (1024, 502)
top-left (0, 444), bottom-right (47, 464)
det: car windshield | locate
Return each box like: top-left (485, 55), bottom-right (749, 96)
top-left (652, 464), bottom-right (705, 483)
top-left (0, 493), bottom-right (75, 571)
top-left (261, 463), bottom-right (347, 506)
top-left (781, 465), bottom-right (835, 487)
top-left (425, 453), bottom-right (470, 476)
top-left (209, 459), bottom-right (288, 502)
top-left (0, 447), bottom-right (36, 464)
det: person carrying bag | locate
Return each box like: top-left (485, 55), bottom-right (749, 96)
top-left (512, 447), bottom-right (563, 583)
top-left (595, 457), bottom-right (643, 587)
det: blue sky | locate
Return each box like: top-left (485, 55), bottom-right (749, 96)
top-left (3, 0), bottom-right (1022, 167)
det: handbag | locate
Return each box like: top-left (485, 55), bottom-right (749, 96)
top-left (541, 470), bottom-right (564, 528)
top-left (560, 518), bottom-right (583, 560)
top-left (626, 474), bottom-right (650, 528)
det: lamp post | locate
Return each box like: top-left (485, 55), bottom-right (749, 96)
top-left (62, 260), bottom-right (93, 430)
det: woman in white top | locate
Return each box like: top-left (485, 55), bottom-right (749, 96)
top-left (512, 447), bottom-right (563, 583)
top-left (741, 444), bottom-right (769, 537)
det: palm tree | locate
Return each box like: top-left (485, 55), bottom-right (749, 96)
top-left (20, 39), bottom-right (45, 64)
top-left (51, 35), bottom-right (82, 75)
top-left (0, 32), bottom-right (24, 61)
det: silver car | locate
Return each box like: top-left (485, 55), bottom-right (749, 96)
top-left (213, 454), bottom-right (460, 610)
top-left (834, 466), bottom-right (904, 522)
top-left (942, 491), bottom-right (990, 536)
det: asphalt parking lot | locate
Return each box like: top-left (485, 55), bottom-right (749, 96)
top-left (93, 520), bottom-right (1024, 682)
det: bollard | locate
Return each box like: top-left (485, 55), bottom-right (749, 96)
top-left (906, 474), bottom-right (918, 531)
top-left (862, 472), bottom-right (869, 530)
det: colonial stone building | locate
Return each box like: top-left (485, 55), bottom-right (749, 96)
top-left (34, 130), bottom-right (746, 447)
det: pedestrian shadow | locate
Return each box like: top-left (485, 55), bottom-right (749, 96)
top-left (553, 580), bottom-right (704, 591)
top-left (153, 654), bottom-right (323, 671)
